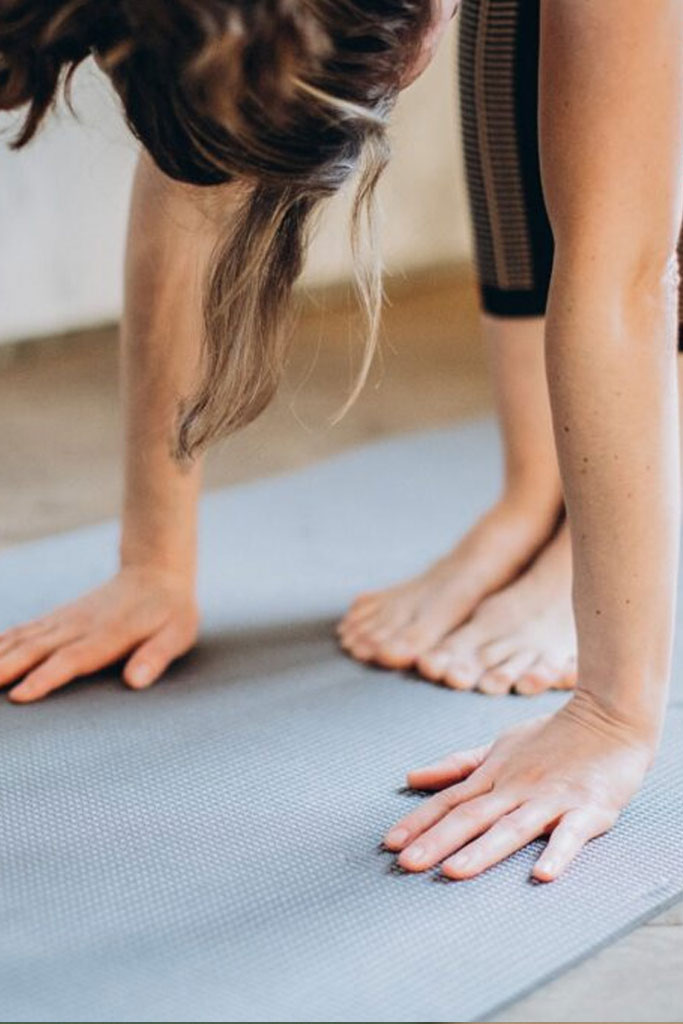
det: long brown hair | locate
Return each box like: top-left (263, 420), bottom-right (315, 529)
top-left (0, 0), bottom-right (431, 459)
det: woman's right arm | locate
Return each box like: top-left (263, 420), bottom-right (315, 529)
top-left (0, 152), bottom-right (236, 702)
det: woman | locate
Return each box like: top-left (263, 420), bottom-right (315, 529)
top-left (0, 0), bottom-right (681, 883)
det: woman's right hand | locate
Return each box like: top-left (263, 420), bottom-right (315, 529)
top-left (0, 565), bottom-right (199, 703)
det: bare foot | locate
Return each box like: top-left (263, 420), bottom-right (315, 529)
top-left (416, 521), bottom-right (575, 694)
top-left (338, 489), bottom-right (561, 668)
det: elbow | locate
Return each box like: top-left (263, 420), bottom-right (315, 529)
top-left (551, 227), bottom-right (680, 330)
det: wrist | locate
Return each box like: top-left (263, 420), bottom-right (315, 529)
top-left (565, 685), bottom-right (664, 757)
top-left (119, 535), bottom-right (197, 587)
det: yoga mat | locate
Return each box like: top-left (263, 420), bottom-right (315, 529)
top-left (1, 418), bottom-right (682, 1023)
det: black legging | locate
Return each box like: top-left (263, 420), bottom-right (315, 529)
top-left (458, 0), bottom-right (683, 345)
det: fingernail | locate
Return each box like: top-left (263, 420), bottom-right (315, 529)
top-left (129, 663), bottom-right (153, 688)
top-left (536, 859), bottom-right (556, 878)
top-left (404, 844), bottom-right (427, 866)
top-left (385, 827), bottom-right (409, 848)
top-left (449, 852), bottom-right (470, 873)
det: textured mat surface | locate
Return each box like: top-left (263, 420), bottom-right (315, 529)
top-left (1, 419), bottom-right (683, 1023)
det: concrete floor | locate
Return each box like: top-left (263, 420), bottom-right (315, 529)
top-left (1, 268), bottom-right (681, 1022)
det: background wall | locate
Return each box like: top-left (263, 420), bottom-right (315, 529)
top-left (0, 21), bottom-right (471, 345)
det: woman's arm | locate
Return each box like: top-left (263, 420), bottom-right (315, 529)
top-left (540, 0), bottom-right (683, 739)
top-left (384, 0), bottom-right (683, 880)
top-left (0, 153), bottom-right (235, 701)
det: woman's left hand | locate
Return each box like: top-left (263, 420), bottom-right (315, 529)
top-left (383, 692), bottom-right (656, 881)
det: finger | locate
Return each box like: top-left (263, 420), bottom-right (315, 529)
top-left (533, 808), bottom-right (612, 882)
top-left (123, 621), bottom-right (195, 690)
top-left (0, 629), bottom-right (74, 689)
top-left (398, 791), bottom-right (517, 872)
top-left (0, 618), bottom-right (59, 658)
top-left (383, 765), bottom-right (493, 852)
top-left (406, 744), bottom-right (492, 790)
top-left (9, 632), bottom-right (128, 703)
top-left (442, 800), bottom-right (556, 879)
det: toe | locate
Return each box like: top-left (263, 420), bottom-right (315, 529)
top-left (339, 631), bottom-right (374, 662)
top-left (477, 637), bottom-right (516, 671)
top-left (416, 645), bottom-right (452, 681)
top-left (477, 669), bottom-right (513, 695)
top-left (341, 597), bottom-right (415, 663)
top-left (338, 597), bottom-right (382, 634)
top-left (372, 615), bottom-right (442, 669)
top-left (514, 657), bottom-right (560, 695)
top-left (422, 622), bottom-right (485, 689)
top-left (477, 648), bottom-right (537, 695)
top-left (372, 631), bottom-right (420, 669)
top-left (443, 658), bottom-right (482, 690)
top-left (558, 655), bottom-right (578, 690)
top-left (427, 621), bottom-right (482, 670)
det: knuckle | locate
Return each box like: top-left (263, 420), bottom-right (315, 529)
top-left (497, 815), bottom-right (526, 843)
top-left (20, 638), bottom-right (52, 660)
top-left (431, 791), bottom-right (457, 815)
top-left (541, 778), bottom-right (574, 803)
top-left (64, 611), bottom-right (89, 634)
top-left (454, 800), bottom-right (485, 825)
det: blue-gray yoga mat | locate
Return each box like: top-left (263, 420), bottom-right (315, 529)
top-left (1, 419), bottom-right (682, 1023)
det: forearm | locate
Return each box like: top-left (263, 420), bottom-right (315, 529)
top-left (546, 259), bottom-right (679, 739)
top-left (119, 152), bottom-right (233, 581)
top-left (539, 0), bottom-right (683, 744)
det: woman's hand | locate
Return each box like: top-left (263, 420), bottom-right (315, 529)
top-left (383, 693), bottom-right (654, 881)
top-left (0, 565), bottom-right (199, 703)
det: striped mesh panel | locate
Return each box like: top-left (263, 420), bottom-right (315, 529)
top-left (458, 0), bottom-right (683, 340)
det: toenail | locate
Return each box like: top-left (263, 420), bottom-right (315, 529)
top-left (450, 667), bottom-right (476, 686)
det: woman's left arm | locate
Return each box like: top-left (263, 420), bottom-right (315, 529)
top-left (384, 0), bottom-right (683, 881)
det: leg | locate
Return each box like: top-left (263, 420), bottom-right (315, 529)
top-left (338, 316), bottom-right (562, 667)
top-left (339, 0), bottom-right (565, 677)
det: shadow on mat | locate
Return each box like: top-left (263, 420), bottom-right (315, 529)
top-left (150, 613), bottom-right (365, 696)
